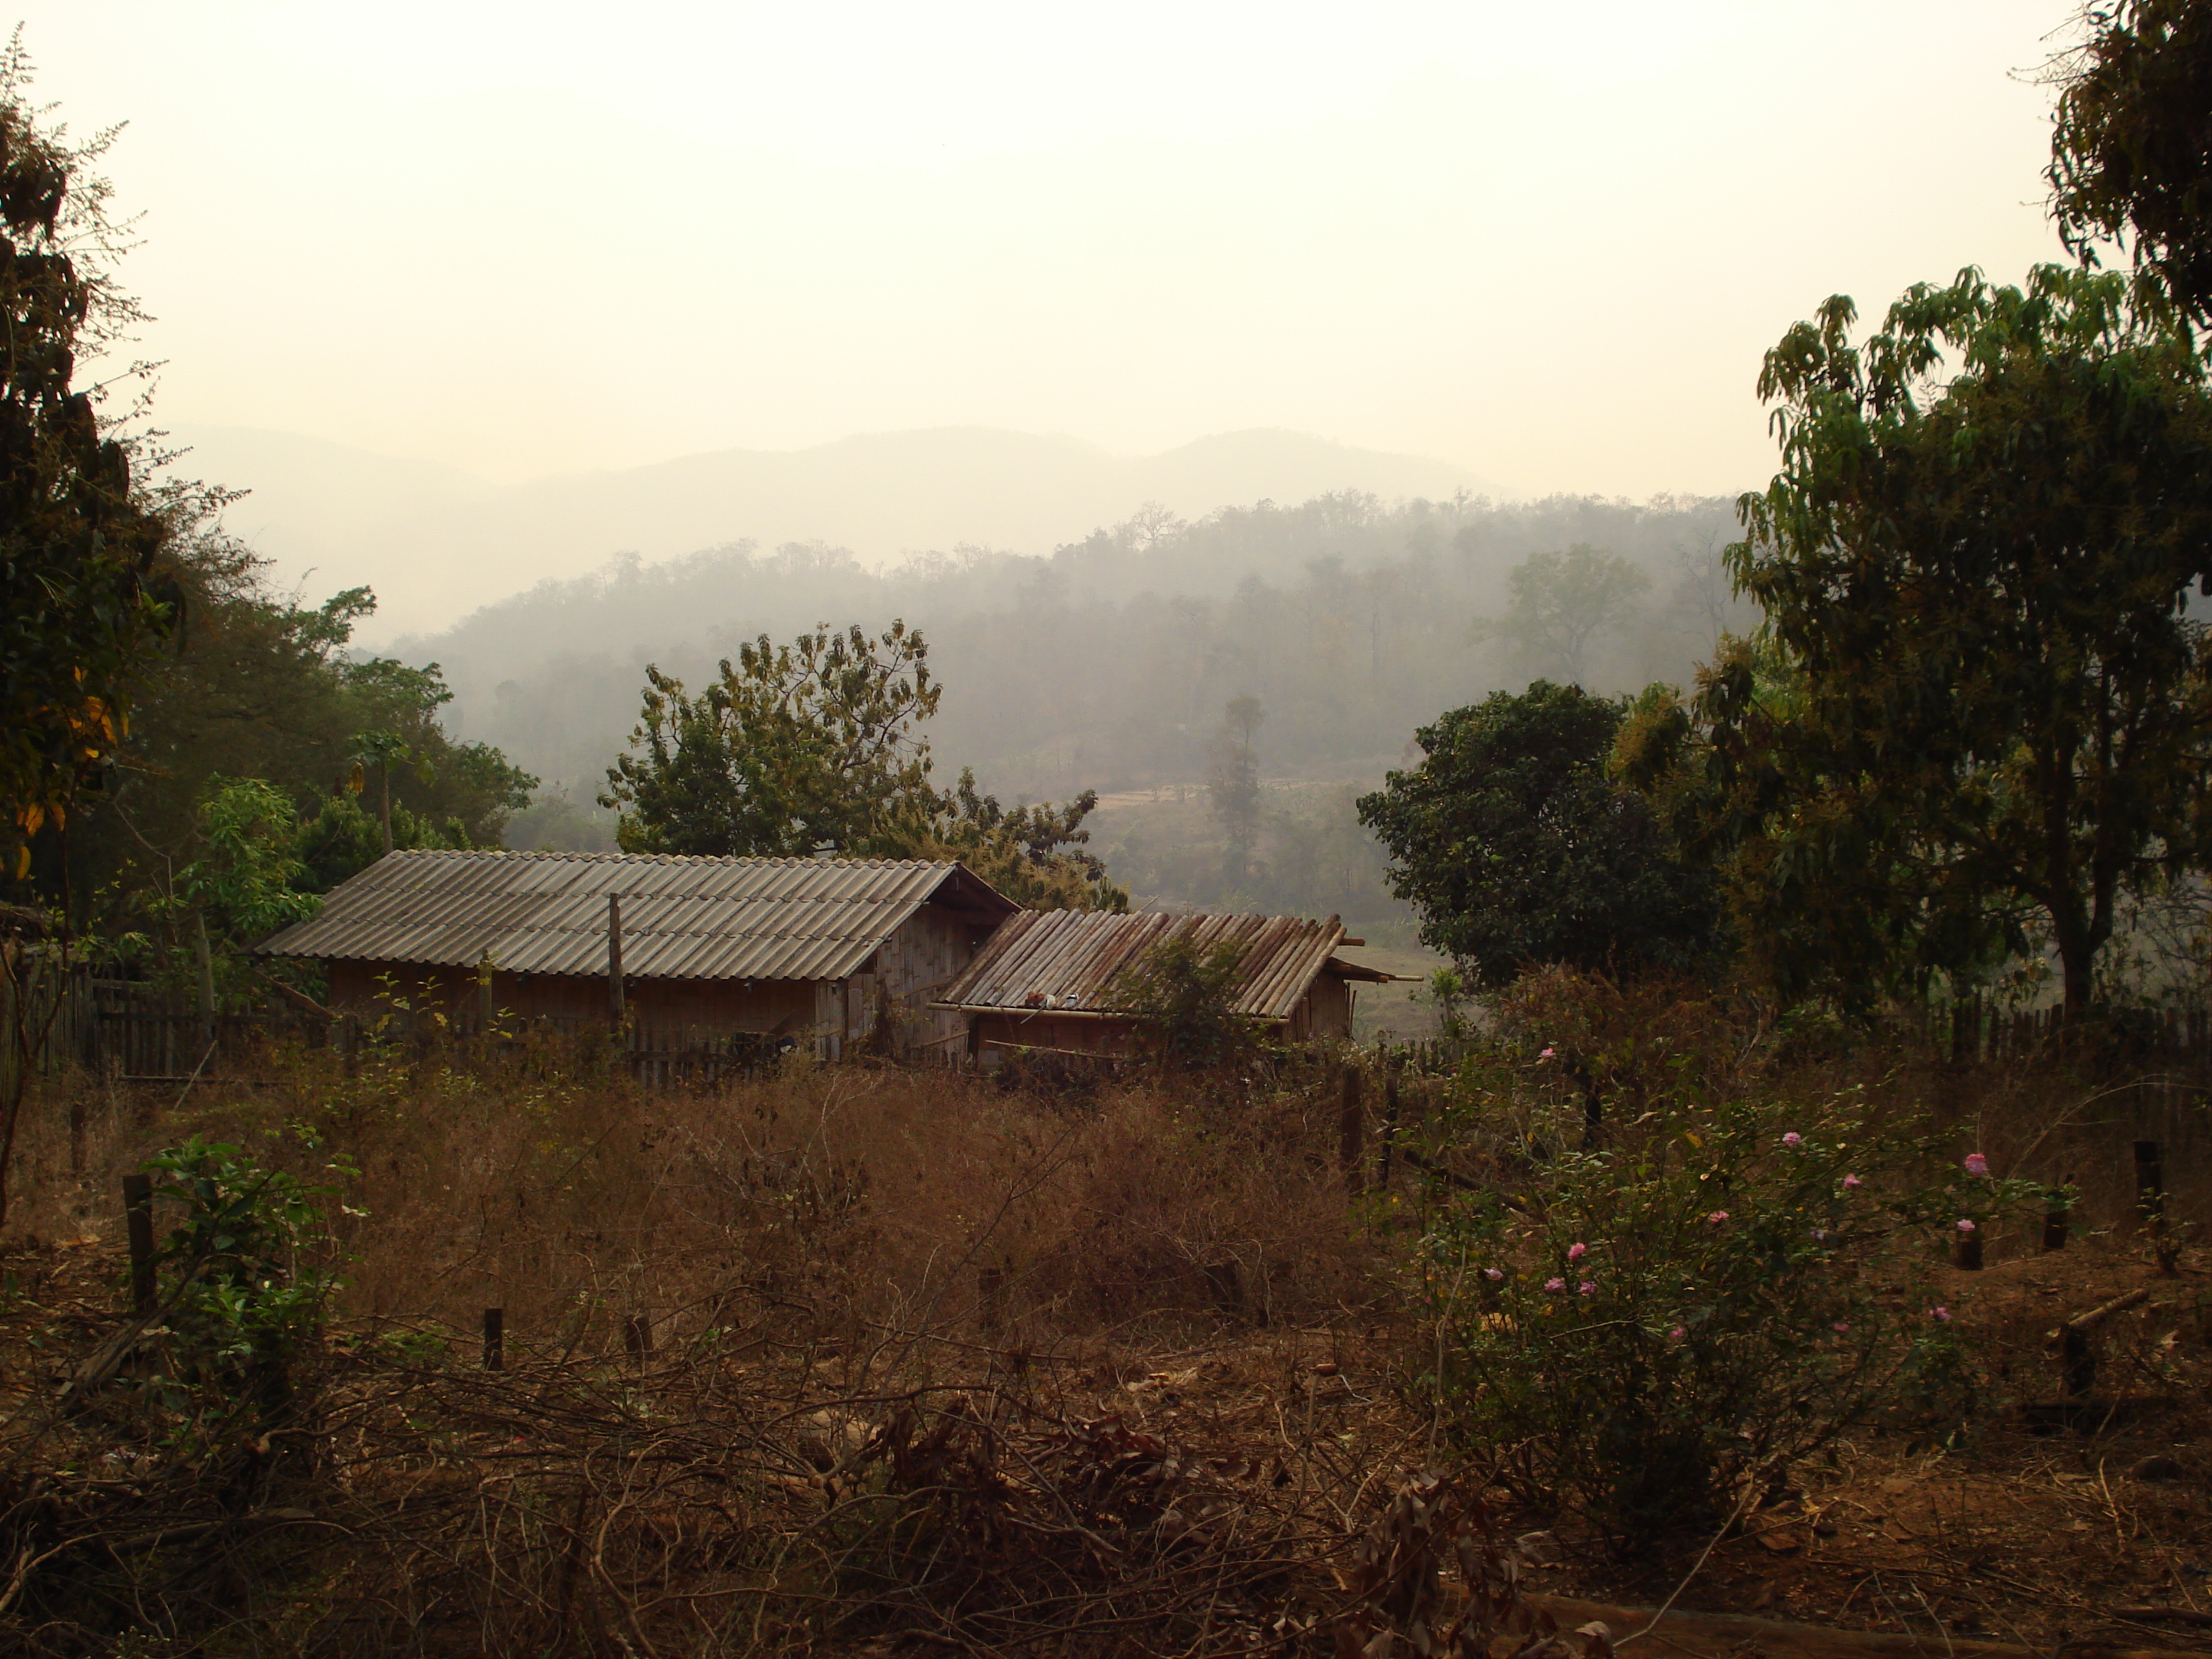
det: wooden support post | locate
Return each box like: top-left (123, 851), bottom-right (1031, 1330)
top-left (623, 1313), bottom-right (654, 1362)
top-left (482, 1308), bottom-right (505, 1371)
top-left (2134, 1139), bottom-right (2165, 1228)
top-left (1955, 1231), bottom-right (1983, 1271)
top-left (2042, 1182), bottom-right (2071, 1253)
top-left (122, 1173), bottom-right (156, 1315)
top-left (607, 894), bottom-right (625, 1026)
top-left (1337, 1066), bottom-right (1364, 1192)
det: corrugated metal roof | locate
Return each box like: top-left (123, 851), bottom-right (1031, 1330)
top-left (255, 850), bottom-right (1014, 982)
top-left (932, 910), bottom-right (1351, 1023)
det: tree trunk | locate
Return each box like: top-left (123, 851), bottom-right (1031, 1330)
top-left (2059, 935), bottom-right (2094, 1025)
top-left (194, 910), bottom-right (217, 1045)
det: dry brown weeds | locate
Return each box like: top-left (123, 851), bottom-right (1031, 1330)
top-left (0, 1040), bottom-right (1516, 1656)
top-left (3, 1007), bottom-right (2209, 1654)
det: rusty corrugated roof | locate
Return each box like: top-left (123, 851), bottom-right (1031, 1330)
top-left (932, 910), bottom-right (1350, 1023)
top-left (254, 850), bottom-right (1014, 981)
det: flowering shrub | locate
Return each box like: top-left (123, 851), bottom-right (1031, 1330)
top-left (1408, 1083), bottom-right (2037, 1552)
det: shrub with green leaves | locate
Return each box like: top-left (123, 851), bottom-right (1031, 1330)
top-left (1408, 1078), bottom-right (2036, 1553)
top-left (137, 1136), bottom-right (344, 1437)
top-left (1106, 935), bottom-right (1257, 1070)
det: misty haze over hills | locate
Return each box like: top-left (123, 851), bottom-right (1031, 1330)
top-left (392, 489), bottom-right (1751, 919)
top-left (173, 424), bottom-right (1486, 641)
top-left (168, 418), bottom-right (1748, 917)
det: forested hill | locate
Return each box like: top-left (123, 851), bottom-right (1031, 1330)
top-left (180, 424), bottom-right (1484, 639)
top-left (403, 490), bottom-right (1750, 850)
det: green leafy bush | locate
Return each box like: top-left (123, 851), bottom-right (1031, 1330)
top-left (1106, 935), bottom-right (1256, 1070)
top-left (1409, 1071), bottom-right (2035, 1553)
top-left (137, 1136), bottom-right (344, 1438)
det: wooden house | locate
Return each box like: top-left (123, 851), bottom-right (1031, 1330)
top-left (930, 909), bottom-right (1393, 1061)
top-left (254, 850), bottom-right (1017, 1059)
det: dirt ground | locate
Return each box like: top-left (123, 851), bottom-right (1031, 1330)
top-left (954, 1246), bottom-right (2212, 1653)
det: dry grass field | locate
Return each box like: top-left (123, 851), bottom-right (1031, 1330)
top-left (2, 1025), bottom-right (2211, 1655)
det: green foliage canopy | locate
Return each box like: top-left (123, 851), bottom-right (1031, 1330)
top-left (176, 777), bottom-right (318, 946)
top-left (605, 621), bottom-right (1123, 908)
top-left (0, 49), bottom-right (179, 880)
top-left (1105, 933), bottom-right (1256, 1070)
top-left (603, 621), bottom-right (941, 858)
top-left (2049, 0), bottom-right (2212, 323)
top-left (872, 767), bottom-right (1129, 912)
top-left (1710, 264), bottom-right (2212, 1015)
top-left (1356, 681), bottom-right (1720, 986)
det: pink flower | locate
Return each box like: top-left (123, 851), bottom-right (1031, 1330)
top-left (1668, 1325), bottom-right (1687, 1343)
top-left (1568, 1241), bottom-right (1588, 1262)
top-left (1539, 1047), bottom-right (1556, 1060)
top-left (1483, 1267), bottom-right (1505, 1282)
top-left (1964, 1152), bottom-right (1990, 1177)
top-left (1812, 1228), bottom-right (1830, 1243)
top-left (1578, 1280), bottom-right (1596, 1296)
top-left (1956, 1218), bottom-right (1976, 1233)
top-left (1832, 1321), bottom-right (1850, 1334)
top-left (1930, 1305), bottom-right (1951, 1322)
top-left (1544, 1277), bottom-right (1566, 1293)
top-left (1843, 1174), bottom-right (1863, 1190)
top-left (1707, 1210), bottom-right (1730, 1226)
top-left (1782, 1132), bottom-right (1803, 1148)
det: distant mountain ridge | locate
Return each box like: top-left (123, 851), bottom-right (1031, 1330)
top-left (166, 423), bottom-right (1488, 640)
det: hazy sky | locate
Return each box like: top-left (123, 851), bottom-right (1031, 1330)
top-left (26, 1), bottom-right (2071, 498)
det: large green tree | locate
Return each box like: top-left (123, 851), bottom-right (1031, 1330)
top-left (602, 622), bottom-right (943, 858)
top-left (1712, 264), bottom-right (2212, 1017)
top-left (2049, 0), bottom-right (2212, 324)
top-left (603, 621), bottom-right (1121, 906)
top-left (81, 540), bottom-right (536, 909)
top-left (1357, 681), bottom-right (1720, 986)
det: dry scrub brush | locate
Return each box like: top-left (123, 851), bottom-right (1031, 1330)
top-left (0, 1038), bottom-right (1615, 1659)
top-left (1, 1313), bottom-right (1601, 1656)
top-left (8, 1032), bottom-right (1382, 1363)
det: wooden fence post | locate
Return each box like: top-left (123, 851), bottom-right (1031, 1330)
top-left (122, 1173), bottom-right (156, 1315)
top-left (2042, 1180), bottom-right (2071, 1253)
top-left (623, 1313), bottom-right (654, 1362)
top-left (608, 893), bottom-right (625, 1027)
top-left (977, 1267), bottom-right (1007, 1339)
top-left (1375, 1067), bottom-right (1401, 1192)
top-left (1337, 1066), bottom-right (1364, 1192)
top-left (482, 1307), bottom-right (505, 1372)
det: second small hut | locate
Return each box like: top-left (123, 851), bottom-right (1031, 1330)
top-left (931, 909), bottom-right (1391, 1062)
